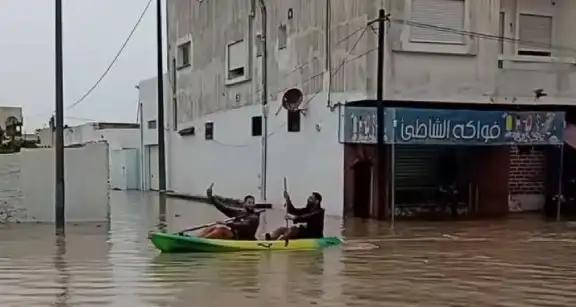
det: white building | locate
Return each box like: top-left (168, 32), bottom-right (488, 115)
top-left (137, 76), bottom-right (168, 191)
top-left (36, 122), bottom-right (141, 190)
top-left (160, 0), bottom-right (576, 218)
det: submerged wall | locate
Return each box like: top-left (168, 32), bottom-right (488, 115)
top-left (0, 142), bottom-right (110, 223)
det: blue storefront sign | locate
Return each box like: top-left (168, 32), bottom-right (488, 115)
top-left (339, 106), bottom-right (378, 144)
top-left (383, 108), bottom-right (565, 145)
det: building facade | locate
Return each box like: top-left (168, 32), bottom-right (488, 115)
top-left (137, 76), bottom-right (168, 191)
top-left (163, 0), bottom-right (576, 218)
top-left (37, 122), bottom-right (141, 190)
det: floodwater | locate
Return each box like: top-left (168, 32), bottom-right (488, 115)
top-left (1, 191), bottom-right (576, 306)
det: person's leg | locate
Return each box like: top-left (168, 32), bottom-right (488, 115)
top-left (278, 226), bottom-right (300, 240)
top-left (204, 226), bottom-right (234, 239)
top-left (198, 226), bottom-right (217, 237)
top-left (266, 227), bottom-right (287, 240)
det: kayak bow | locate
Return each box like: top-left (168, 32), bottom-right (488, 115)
top-left (149, 232), bottom-right (342, 253)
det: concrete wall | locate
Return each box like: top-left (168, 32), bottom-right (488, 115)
top-left (0, 153), bottom-right (22, 222)
top-left (165, 91), bottom-right (358, 215)
top-left (167, 0), bottom-right (378, 124)
top-left (20, 143), bottom-right (110, 222)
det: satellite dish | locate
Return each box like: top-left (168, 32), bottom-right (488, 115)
top-left (282, 88), bottom-right (303, 111)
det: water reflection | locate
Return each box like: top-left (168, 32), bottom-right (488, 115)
top-left (53, 235), bottom-right (69, 307)
top-left (0, 191), bottom-right (575, 306)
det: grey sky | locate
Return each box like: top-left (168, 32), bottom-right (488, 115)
top-left (0, 0), bottom-right (161, 132)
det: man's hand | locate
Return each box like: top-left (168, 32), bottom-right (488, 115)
top-left (285, 214), bottom-right (295, 221)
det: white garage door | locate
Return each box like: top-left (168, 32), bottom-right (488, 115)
top-left (148, 145), bottom-right (159, 191)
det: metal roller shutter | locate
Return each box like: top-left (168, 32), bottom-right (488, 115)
top-left (395, 145), bottom-right (442, 190)
top-left (410, 0), bottom-right (465, 44)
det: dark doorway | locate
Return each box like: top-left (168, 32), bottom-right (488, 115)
top-left (353, 161), bottom-right (373, 218)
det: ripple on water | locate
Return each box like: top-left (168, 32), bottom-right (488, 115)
top-left (1, 191), bottom-right (576, 306)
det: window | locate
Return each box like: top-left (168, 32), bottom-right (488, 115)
top-left (226, 40), bottom-right (247, 81)
top-left (205, 122), bottom-right (214, 140)
top-left (177, 41), bottom-right (191, 68)
top-left (518, 14), bottom-right (552, 57)
top-left (410, 0), bottom-right (465, 44)
top-left (147, 120), bottom-right (157, 129)
top-left (278, 24), bottom-right (287, 49)
top-left (287, 111), bottom-right (300, 132)
top-left (252, 116), bottom-right (262, 136)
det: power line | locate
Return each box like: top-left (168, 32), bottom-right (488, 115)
top-left (392, 18), bottom-right (576, 54)
top-left (331, 26), bottom-right (369, 78)
top-left (67, 0), bottom-right (153, 110)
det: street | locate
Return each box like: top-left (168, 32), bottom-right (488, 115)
top-left (0, 191), bottom-right (575, 306)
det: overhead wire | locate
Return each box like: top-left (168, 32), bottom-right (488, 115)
top-left (391, 18), bottom-right (576, 54)
top-left (67, 0), bottom-right (153, 110)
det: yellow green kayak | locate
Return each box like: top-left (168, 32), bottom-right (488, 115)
top-left (150, 232), bottom-right (342, 253)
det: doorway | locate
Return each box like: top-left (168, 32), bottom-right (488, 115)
top-left (353, 161), bottom-right (373, 218)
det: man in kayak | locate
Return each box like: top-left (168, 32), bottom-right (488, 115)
top-left (198, 187), bottom-right (260, 240)
top-left (265, 191), bottom-right (324, 240)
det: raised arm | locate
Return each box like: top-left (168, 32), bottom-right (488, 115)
top-left (284, 192), bottom-right (306, 215)
top-left (207, 188), bottom-right (243, 218)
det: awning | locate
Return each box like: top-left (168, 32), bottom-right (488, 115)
top-left (566, 124), bottom-right (576, 149)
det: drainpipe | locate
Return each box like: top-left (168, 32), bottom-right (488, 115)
top-left (326, 0), bottom-right (332, 108)
top-left (138, 102), bottom-right (145, 190)
top-left (259, 0), bottom-right (268, 202)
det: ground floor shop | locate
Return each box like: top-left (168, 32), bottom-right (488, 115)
top-left (341, 101), bottom-right (572, 220)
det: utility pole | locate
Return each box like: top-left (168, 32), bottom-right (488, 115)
top-left (55, 0), bottom-right (65, 233)
top-left (157, 0), bottom-right (166, 194)
top-left (374, 9), bottom-right (394, 228)
top-left (377, 9), bottom-right (384, 101)
top-left (259, 0), bottom-right (268, 202)
top-left (156, 0), bottom-right (167, 226)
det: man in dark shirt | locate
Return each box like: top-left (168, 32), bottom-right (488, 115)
top-left (265, 191), bottom-right (325, 240)
top-left (198, 187), bottom-right (260, 240)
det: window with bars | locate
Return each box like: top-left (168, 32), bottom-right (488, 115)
top-left (410, 0), bottom-right (466, 44)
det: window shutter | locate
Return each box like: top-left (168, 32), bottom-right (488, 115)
top-left (410, 0), bottom-right (465, 44)
top-left (519, 14), bottom-right (552, 52)
top-left (228, 40), bottom-right (246, 71)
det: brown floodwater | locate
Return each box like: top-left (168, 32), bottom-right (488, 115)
top-left (1, 191), bottom-right (576, 306)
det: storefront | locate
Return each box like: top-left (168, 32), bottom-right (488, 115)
top-left (341, 102), bottom-right (566, 220)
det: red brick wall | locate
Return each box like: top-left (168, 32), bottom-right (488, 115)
top-left (509, 147), bottom-right (546, 195)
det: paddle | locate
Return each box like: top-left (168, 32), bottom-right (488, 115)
top-left (177, 217), bottom-right (235, 235)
